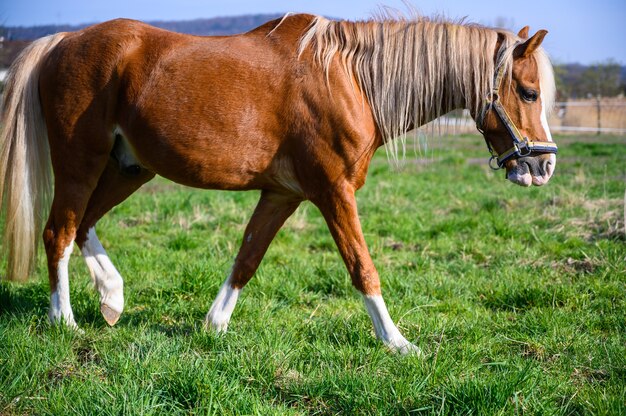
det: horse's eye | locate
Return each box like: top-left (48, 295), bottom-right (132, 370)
top-left (520, 88), bottom-right (538, 102)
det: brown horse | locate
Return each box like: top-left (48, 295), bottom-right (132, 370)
top-left (0, 13), bottom-right (556, 353)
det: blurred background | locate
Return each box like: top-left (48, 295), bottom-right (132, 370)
top-left (1, 0), bottom-right (625, 134)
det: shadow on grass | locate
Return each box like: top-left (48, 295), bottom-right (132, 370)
top-left (480, 284), bottom-right (567, 312)
top-left (0, 280), bottom-right (197, 338)
top-left (120, 306), bottom-right (199, 337)
top-left (0, 281), bottom-right (49, 318)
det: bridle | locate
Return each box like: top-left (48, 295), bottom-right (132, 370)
top-left (476, 58), bottom-right (558, 170)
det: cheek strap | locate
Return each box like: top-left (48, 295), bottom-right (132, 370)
top-left (477, 59), bottom-right (558, 171)
top-left (488, 98), bottom-right (558, 170)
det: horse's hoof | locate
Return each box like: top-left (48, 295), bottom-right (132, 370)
top-left (204, 315), bottom-right (228, 333)
top-left (385, 337), bottom-right (422, 356)
top-left (101, 304), bottom-right (121, 326)
top-left (397, 342), bottom-right (422, 356)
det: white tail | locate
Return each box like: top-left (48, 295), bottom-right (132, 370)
top-left (0, 33), bottom-right (66, 281)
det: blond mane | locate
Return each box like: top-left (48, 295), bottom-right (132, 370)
top-left (299, 14), bottom-right (555, 162)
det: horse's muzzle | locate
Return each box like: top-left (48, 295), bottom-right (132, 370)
top-left (506, 154), bottom-right (555, 187)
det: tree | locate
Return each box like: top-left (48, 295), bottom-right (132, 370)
top-left (579, 59), bottom-right (622, 97)
top-left (552, 64), bottom-right (570, 99)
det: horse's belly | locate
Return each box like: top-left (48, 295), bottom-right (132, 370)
top-left (123, 127), bottom-right (276, 190)
top-left (119, 45), bottom-right (288, 190)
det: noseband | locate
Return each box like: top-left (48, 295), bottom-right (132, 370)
top-left (476, 59), bottom-right (558, 170)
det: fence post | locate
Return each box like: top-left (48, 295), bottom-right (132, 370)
top-left (596, 94), bottom-right (601, 135)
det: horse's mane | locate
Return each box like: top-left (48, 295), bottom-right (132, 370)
top-left (298, 14), bottom-right (555, 162)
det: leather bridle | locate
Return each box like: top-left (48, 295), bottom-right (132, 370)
top-left (476, 59), bottom-right (558, 170)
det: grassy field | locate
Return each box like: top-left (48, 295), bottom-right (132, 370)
top-left (1, 134), bottom-right (625, 415)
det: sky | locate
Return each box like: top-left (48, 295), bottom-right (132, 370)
top-left (1, 0), bottom-right (625, 64)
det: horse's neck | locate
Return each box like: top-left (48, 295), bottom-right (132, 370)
top-left (353, 21), bottom-right (496, 139)
top-left (414, 85), bottom-right (465, 128)
top-left (300, 17), bottom-right (498, 140)
top-left (394, 75), bottom-right (477, 134)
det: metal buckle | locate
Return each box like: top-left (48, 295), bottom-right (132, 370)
top-left (488, 155), bottom-right (501, 170)
top-left (517, 138), bottom-right (532, 157)
top-left (484, 91), bottom-right (499, 108)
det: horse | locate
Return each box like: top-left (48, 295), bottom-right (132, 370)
top-left (0, 13), bottom-right (557, 353)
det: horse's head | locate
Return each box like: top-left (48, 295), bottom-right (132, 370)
top-left (477, 27), bottom-right (557, 187)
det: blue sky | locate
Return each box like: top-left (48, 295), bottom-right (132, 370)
top-left (2, 0), bottom-right (624, 64)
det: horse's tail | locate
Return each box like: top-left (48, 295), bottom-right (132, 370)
top-left (0, 33), bottom-right (67, 281)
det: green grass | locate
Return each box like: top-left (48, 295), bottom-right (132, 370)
top-left (1, 134), bottom-right (625, 415)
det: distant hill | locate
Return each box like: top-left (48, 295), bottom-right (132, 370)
top-left (1, 13), bottom-right (284, 40)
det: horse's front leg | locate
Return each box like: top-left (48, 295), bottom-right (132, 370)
top-left (205, 190), bottom-right (301, 332)
top-left (313, 183), bottom-right (420, 354)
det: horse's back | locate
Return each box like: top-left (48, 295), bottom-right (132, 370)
top-left (38, 14), bottom-right (376, 194)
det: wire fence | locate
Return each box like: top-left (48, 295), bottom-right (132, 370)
top-left (550, 99), bottom-right (626, 134)
top-left (427, 98), bottom-right (626, 136)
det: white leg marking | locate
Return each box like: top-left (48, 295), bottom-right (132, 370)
top-left (205, 275), bottom-right (240, 333)
top-left (49, 241), bottom-right (78, 328)
top-left (363, 294), bottom-right (420, 355)
top-left (81, 228), bottom-right (124, 325)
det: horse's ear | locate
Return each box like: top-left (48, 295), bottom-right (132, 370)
top-left (517, 26), bottom-right (530, 39)
top-left (514, 29), bottom-right (548, 58)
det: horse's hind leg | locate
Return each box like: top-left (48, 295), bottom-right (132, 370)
top-left (44, 142), bottom-right (111, 328)
top-left (206, 191), bottom-right (300, 332)
top-left (75, 158), bottom-right (155, 326)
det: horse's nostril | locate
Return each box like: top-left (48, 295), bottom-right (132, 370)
top-left (519, 160), bottom-right (530, 174)
top-left (517, 157), bottom-right (537, 176)
top-left (541, 159), bottom-right (554, 177)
